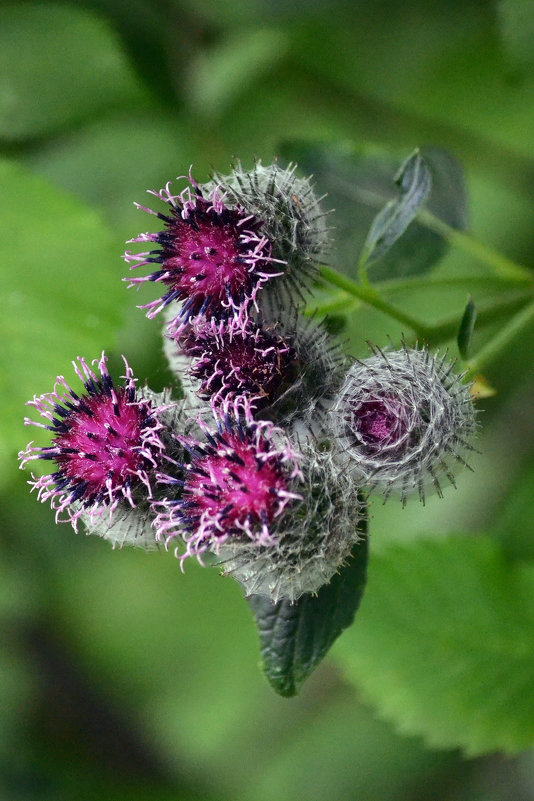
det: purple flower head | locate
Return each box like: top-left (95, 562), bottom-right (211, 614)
top-left (80, 390), bottom-right (188, 549)
top-left (156, 401), bottom-right (364, 602)
top-left (330, 344), bottom-right (478, 504)
top-left (18, 353), bottom-right (170, 531)
top-left (124, 171), bottom-right (283, 329)
top-left (155, 400), bottom-right (303, 566)
top-left (206, 161), bottom-right (331, 306)
top-left (218, 442), bottom-right (365, 603)
top-left (168, 317), bottom-right (298, 411)
top-left (164, 313), bottom-right (347, 426)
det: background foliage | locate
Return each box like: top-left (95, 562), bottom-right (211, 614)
top-left (3, 0), bottom-right (534, 798)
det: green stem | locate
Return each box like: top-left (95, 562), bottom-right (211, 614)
top-left (311, 274), bottom-right (531, 316)
top-left (417, 208), bottom-right (532, 282)
top-left (306, 292), bottom-right (362, 316)
top-left (320, 265), bottom-right (429, 337)
top-left (320, 264), bottom-right (533, 349)
top-left (466, 300), bottom-right (534, 376)
top-left (376, 273), bottom-right (533, 296)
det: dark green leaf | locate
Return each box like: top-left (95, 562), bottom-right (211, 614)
top-left (359, 150), bottom-right (431, 269)
top-left (280, 140), bottom-right (468, 281)
top-left (249, 521), bottom-right (368, 697)
top-left (336, 535), bottom-right (534, 755)
top-left (457, 295), bottom-right (478, 359)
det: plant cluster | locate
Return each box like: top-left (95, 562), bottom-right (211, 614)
top-left (18, 160), bottom-right (478, 686)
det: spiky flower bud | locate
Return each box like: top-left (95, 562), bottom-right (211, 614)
top-left (218, 441), bottom-right (364, 603)
top-left (205, 161), bottom-right (330, 303)
top-left (123, 171), bottom-right (282, 329)
top-left (155, 401), bottom-right (303, 562)
top-left (330, 344), bottom-right (478, 504)
top-left (169, 317), bottom-right (298, 411)
top-left (164, 313), bottom-right (346, 427)
top-left (18, 353), bottom-right (174, 538)
top-left (156, 401), bottom-right (364, 602)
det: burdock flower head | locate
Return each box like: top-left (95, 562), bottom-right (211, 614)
top-left (155, 399), bottom-right (303, 562)
top-left (218, 440), bottom-right (364, 603)
top-left (166, 316), bottom-right (298, 412)
top-left (330, 344), bottom-right (478, 504)
top-left (156, 401), bottom-right (363, 602)
top-left (123, 171), bottom-right (283, 330)
top-left (206, 160), bottom-right (330, 304)
top-left (18, 353), bottom-right (172, 540)
top-left (164, 313), bottom-right (346, 426)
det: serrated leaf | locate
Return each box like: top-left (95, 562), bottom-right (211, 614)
top-left (359, 150), bottom-right (432, 269)
top-left (457, 295), bottom-right (477, 359)
top-left (0, 3), bottom-right (147, 141)
top-left (249, 524), bottom-right (368, 697)
top-left (0, 159), bottom-right (126, 479)
top-left (280, 140), bottom-right (468, 281)
top-left (336, 535), bottom-right (534, 755)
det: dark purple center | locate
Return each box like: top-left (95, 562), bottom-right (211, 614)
top-left (153, 200), bottom-right (273, 318)
top-left (51, 387), bottom-right (156, 505)
top-left (183, 430), bottom-right (289, 539)
top-left (357, 400), bottom-right (398, 442)
top-left (179, 324), bottom-right (297, 406)
top-left (346, 397), bottom-right (406, 453)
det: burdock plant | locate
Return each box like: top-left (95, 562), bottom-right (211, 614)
top-left (20, 150), bottom-right (497, 697)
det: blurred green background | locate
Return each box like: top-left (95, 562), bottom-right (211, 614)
top-left (3, 0), bottom-right (534, 798)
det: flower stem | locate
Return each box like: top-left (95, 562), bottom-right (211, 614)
top-left (307, 292), bottom-right (362, 316)
top-left (319, 265), bottom-right (533, 350)
top-left (319, 266), bottom-right (430, 338)
top-left (311, 274), bottom-right (530, 316)
top-left (376, 272), bottom-right (533, 295)
top-left (416, 208), bottom-right (532, 282)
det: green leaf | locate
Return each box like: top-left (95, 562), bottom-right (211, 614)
top-left (336, 535), bottom-right (534, 755)
top-left (359, 149), bottom-right (431, 270)
top-left (0, 159), bottom-right (126, 480)
top-left (249, 524), bottom-right (368, 697)
top-left (280, 140), bottom-right (468, 281)
top-left (457, 295), bottom-right (478, 359)
top-left (0, 3), bottom-right (147, 141)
